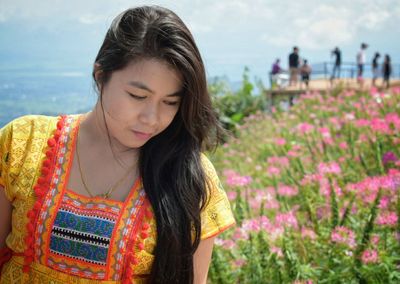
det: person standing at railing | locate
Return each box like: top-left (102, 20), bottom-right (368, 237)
top-left (300, 59), bottom-right (312, 89)
top-left (288, 46), bottom-right (300, 87)
top-left (356, 43), bottom-right (368, 87)
top-left (382, 54), bottom-right (392, 89)
top-left (372, 52), bottom-right (381, 87)
top-left (330, 47), bottom-right (341, 81)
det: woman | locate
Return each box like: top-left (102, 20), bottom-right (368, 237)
top-left (382, 54), bottom-right (392, 89)
top-left (0, 6), bottom-right (235, 284)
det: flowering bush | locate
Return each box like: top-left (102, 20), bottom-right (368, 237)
top-left (209, 87), bottom-right (400, 283)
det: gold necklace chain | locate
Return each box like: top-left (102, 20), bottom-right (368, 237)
top-left (75, 128), bottom-right (136, 199)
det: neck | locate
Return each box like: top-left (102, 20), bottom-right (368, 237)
top-left (79, 104), bottom-right (139, 168)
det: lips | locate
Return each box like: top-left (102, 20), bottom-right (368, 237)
top-left (132, 130), bottom-right (153, 140)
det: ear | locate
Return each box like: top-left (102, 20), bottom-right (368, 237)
top-left (93, 63), bottom-right (103, 90)
top-left (94, 63), bottom-right (102, 81)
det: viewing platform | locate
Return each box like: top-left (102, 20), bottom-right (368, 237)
top-left (266, 61), bottom-right (400, 109)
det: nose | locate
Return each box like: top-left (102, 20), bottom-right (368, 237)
top-left (139, 101), bottom-right (159, 128)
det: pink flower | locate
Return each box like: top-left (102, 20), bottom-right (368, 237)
top-left (233, 258), bottom-right (246, 268)
top-left (355, 119), bottom-right (369, 127)
top-left (329, 117), bottom-right (341, 129)
top-left (271, 246), bottom-right (283, 258)
top-left (275, 211), bottom-right (298, 229)
top-left (318, 127), bottom-right (331, 138)
top-left (264, 199), bottom-right (280, 210)
top-left (258, 216), bottom-right (274, 231)
top-left (242, 216), bottom-right (274, 234)
top-left (267, 156), bottom-right (290, 168)
top-left (287, 150), bottom-right (300, 157)
top-left (376, 211), bottom-right (398, 227)
top-left (385, 113), bottom-right (400, 130)
top-left (224, 170), bottom-right (252, 187)
top-left (318, 162), bottom-right (341, 175)
top-left (318, 175), bottom-right (342, 197)
top-left (353, 102), bottom-right (362, 109)
top-left (323, 137), bottom-right (334, 145)
top-left (233, 228), bottom-right (249, 240)
top-left (301, 228), bottom-right (317, 240)
top-left (371, 234), bottom-right (380, 246)
top-left (339, 142), bottom-right (348, 149)
top-left (301, 173), bottom-right (319, 186)
top-left (275, 138), bottom-right (286, 146)
top-left (358, 134), bottom-right (369, 142)
top-left (378, 196), bottom-right (390, 209)
top-left (242, 219), bottom-right (261, 232)
top-left (267, 166), bottom-right (281, 176)
top-left (344, 113), bottom-right (355, 121)
top-left (361, 249), bottom-right (379, 264)
top-left (370, 86), bottom-right (378, 95)
top-left (370, 118), bottom-right (390, 134)
top-left (277, 185), bottom-right (298, 197)
top-left (297, 122), bottom-right (314, 134)
top-left (292, 145), bottom-right (302, 151)
top-left (331, 226), bottom-right (356, 248)
top-left (392, 86), bottom-right (400, 94)
top-left (215, 238), bottom-right (236, 250)
top-left (382, 151), bottom-right (398, 165)
top-left (226, 191), bottom-right (237, 201)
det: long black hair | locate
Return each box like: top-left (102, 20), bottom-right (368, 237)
top-left (92, 6), bottom-right (221, 283)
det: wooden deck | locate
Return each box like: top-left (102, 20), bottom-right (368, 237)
top-left (265, 78), bottom-right (400, 110)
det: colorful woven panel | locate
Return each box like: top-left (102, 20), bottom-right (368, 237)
top-left (49, 192), bottom-right (119, 265)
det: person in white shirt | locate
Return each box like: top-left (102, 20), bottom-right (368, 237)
top-left (356, 43), bottom-right (368, 79)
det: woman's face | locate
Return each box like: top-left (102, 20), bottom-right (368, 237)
top-left (98, 58), bottom-right (182, 150)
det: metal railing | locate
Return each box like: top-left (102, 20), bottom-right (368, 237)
top-left (269, 62), bottom-right (400, 87)
top-left (311, 62), bottom-right (400, 80)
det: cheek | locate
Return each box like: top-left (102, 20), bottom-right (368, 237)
top-left (160, 108), bottom-right (179, 129)
top-left (102, 93), bottom-right (131, 121)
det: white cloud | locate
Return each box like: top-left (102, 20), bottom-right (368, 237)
top-left (259, 1), bottom-right (396, 49)
top-left (0, 0), bottom-right (398, 51)
top-left (356, 10), bottom-right (390, 30)
top-left (79, 14), bottom-right (107, 25)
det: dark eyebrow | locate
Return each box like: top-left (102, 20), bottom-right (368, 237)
top-left (128, 80), bottom-right (182, 97)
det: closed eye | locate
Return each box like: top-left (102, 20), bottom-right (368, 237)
top-left (128, 92), bottom-right (146, 100)
top-left (164, 101), bottom-right (180, 106)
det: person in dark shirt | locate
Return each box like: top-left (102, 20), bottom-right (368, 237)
top-left (372, 52), bottom-right (380, 87)
top-left (382, 54), bottom-right (392, 89)
top-left (330, 47), bottom-right (341, 81)
top-left (288, 46), bottom-right (299, 86)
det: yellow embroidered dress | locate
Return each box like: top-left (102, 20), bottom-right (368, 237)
top-left (0, 115), bottom-right (235, 283)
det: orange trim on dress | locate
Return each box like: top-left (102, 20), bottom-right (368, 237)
top-left (104, 178), bottom-right (141, 279)
top-left (43, 115), bottom-right (81, 266)
top-left (122, 199), bottom-right (151, 284)
top-left (23, 115), bottom-right (65, 273)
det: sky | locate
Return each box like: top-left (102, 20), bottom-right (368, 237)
top-left (0, 0), bottom-right (399, 82)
